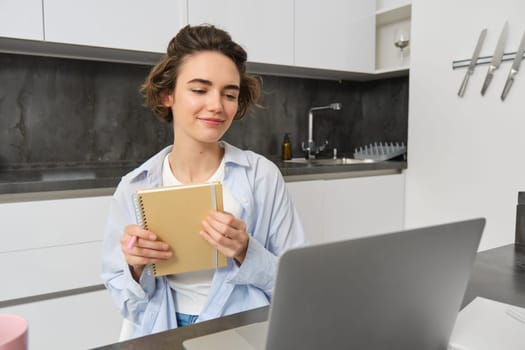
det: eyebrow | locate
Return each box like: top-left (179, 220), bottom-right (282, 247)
top-left (187, 78), bottom-right (240, 90)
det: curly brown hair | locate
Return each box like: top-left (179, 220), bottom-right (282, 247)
top-left (141, 24), bottom-right (261, 122)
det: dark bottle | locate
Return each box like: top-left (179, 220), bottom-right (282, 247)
top-left (282, 133), bottom-right (292, 160)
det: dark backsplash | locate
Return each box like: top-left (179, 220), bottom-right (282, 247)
top-left (0, 52), bottom-right (407, 171)
top-left (227, 75), bottom-right (408, 159)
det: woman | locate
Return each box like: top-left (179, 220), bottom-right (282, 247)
top-left (101, 24), bottom-right (306, 339)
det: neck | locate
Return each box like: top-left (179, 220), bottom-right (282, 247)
top-left (168, 139), bottom-right (224, 184)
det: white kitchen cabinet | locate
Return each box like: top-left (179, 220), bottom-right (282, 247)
top-left (294, 0), bottom-right (375, 72)
top-left (0, 195), bottom-right (115, 348)
top-left (322, 174), bottom-right (405, 241)
top-left (0, 195), bottom-right (111, 299)
top-left (188, 0), bottom-right (294, 65)
top-left (287, 173), bottom-right (405, 244)
top-left (0, 290), bottom-right (122, 350)
top-left (0, 0), bottom-right (43, 40)
top-left (43, 0), bottom-right (188, 52)
top-left (0, 242), bottom-right (104, 301)
top-left (375, 1), bottom-right (411, 72)
top-left (286, 180), bottom-right (327, 244)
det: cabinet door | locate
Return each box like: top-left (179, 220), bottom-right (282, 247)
top-left (287, 174), bottom-right (405, 244)
top-left (43, 0), bottom-right (188, 52)
top-left (0, 290), bottom-right (122, 350)
top-left (323, 174), bottom-right (405, 242)
top-left (0, 196), bottom-right (111, 300)
top-left (188, 0), bottom-right (294, 65)
top-left (294, 0), bottom-right (375, 72)
top-left (287, 180), bottom-right (326, 244)
top-left (0, 0), bottom-right (43, 40)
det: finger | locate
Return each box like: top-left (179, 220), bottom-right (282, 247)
top-left (128, 246), bottom-right (172, 259)
top-left (127, 255), bottom-right (172, 266)
top-left (120, 230), bottom-right (171, 265)
top-left (205, 213), bottom-right (247, 241)
top-left (202, 219), bottom-right (233, 245)
top-left (120, 233), bottom-right (169, 254)
top-left (205, 216), bottom-right (232, 237)
top-left (125, 244), bottom-right (173, 264)
top-left (133, 237), bottom-right (170, 251)
top-left (123, 247), bottom-right (172, 267)
top-left (208, 211), bottom-right (245, 231)
top-left (199, 228), bottom-right (248, 263)
top-left (124, 224), bottom-right (157, 241)
top-left (199, 230), bottom-right (236, 258)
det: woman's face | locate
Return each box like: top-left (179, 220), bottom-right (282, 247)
top-left (164, 51), bottom-right (241, 145)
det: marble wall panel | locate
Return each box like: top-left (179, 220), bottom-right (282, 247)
top-left (0, 53), bottom-right (408, 170)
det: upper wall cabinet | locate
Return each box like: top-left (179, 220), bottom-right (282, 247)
top-left (375, 0), bottom-right (411, 73)
top-left (43, 0), bottom-right (188, 53)
top-left (294, 0), bottom-right (375, 73)
top-left (188, 0), bottom-right (294, 66)
top-left (0, 0), bottom-right (43, 40)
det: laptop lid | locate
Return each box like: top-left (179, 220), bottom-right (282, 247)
top-left (184, 218), bottom-right (485, 350)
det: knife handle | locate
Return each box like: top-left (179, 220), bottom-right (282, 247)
top-left (501, 69), bottom-right (517, 101)
top-left (458, 71), bottom-right (472, 97)
top-left (481, 66), bottom-right (495, 96)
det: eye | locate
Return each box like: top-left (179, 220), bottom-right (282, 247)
top-left (224, 92), bottom-right (239, 100)
top-left (191, 88), bottom-right (206, 94)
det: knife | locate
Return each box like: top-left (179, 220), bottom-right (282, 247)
top-left (458, 28), bottom-right (487, 97)
top-left (481, 21), bottom-right (508, 95)
top-left (501, 30), bottom-right (525, 101)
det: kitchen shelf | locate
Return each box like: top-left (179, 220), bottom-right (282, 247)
top-left (376, 4), bottom-right (411, 26)
top-left (375, 3), bottom-right (412, 72)
top-left (373, 65), bottom-right (409, 77)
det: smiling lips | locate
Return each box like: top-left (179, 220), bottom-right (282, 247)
top-left (198, 117), bottom-right (225, 126)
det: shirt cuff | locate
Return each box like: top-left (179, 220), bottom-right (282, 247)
top-left (124, 264), bottom-right (156, 299)
top-left (227, 236), bottom-right (277, 291)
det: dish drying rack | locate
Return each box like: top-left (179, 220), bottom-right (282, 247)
top-left (353, 142), bottom-right (406, 161)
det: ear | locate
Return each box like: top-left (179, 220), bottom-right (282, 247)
top-left (160, 90), bottom-right (174, 107)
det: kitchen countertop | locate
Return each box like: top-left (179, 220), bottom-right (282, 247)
top-left (274, 158), bottom-right (406, 180)
top-left (0, 158), bottom-right (407, 199)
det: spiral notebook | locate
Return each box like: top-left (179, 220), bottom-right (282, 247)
top-left (134, 181), bottom-right (228, 276)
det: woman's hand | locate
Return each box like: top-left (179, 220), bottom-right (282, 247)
top-left (120, 224), bottom-right (172, 281)
top-left (200, 211), bottom-right (249, 265)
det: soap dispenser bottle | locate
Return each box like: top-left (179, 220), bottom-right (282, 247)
top-left (282, 133), bottom-right (292, 160)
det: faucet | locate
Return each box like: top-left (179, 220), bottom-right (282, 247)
top-left (301, 103), bottom-right (342, 159)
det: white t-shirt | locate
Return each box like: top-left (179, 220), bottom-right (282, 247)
top-left (162, 152), bottom-right (241, 315)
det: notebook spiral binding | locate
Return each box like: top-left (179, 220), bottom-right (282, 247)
top-left (132, 194), bottom-right (147, 228)
top-left (132, 194), bottom-right (157, 275)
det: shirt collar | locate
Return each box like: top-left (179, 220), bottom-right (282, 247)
top-left (221, 141), bottom-right (250, 168)
top-left (127, 141), bottom-right (250, 184)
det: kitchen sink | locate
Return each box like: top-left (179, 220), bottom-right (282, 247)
top-left (284, 158), bottom-right (374, 166)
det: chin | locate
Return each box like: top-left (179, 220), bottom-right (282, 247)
top-left (197, 134), bottom-right (225, 144)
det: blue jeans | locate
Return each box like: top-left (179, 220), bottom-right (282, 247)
top-left (176, 312), bottom-right (199, 327)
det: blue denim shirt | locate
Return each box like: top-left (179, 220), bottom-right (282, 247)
top-left (100, 142), bottom-right (307, 339)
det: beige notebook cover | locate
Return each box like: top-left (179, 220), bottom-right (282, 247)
top-left (135, 181), bottom-right (228, 276)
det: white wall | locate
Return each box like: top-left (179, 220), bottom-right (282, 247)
top-left (406, 0), bottom-right (525, 250)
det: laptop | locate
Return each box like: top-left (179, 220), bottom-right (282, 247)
top-left (183, 218), bottom-right (485, 350)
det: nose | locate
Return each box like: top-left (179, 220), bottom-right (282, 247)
top-left (206, 91), bottom-right (223, 113)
